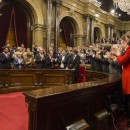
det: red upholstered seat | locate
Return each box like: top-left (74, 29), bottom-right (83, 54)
top-left (79, 66), bottom-right (86, 83)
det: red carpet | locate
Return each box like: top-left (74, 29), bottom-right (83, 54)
top-left (0, 92), bottom-right (28, 130)
top-left (1, 92), bottom-right (130, 130)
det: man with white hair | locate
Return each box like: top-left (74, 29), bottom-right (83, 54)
top-left (35, 48), bottom-right (45, 69)
top-left (13, 52), bottom-right (25, 69)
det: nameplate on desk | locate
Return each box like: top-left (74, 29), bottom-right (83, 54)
top-left (66, 119), bottom-right (89, 130)
top-left (95, 109), bottom-right (109, 120)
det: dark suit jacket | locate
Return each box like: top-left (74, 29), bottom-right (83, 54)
top-left (35, 53), bottom-right (45, 69)
top-left (68, 55), bottom-right (80, 72)
top-left (0, 53), bottom-right (12, 69)
top-left (58, 55), bottom-right (68, 69)
top-left (45, 55), bottom-right (57, 69)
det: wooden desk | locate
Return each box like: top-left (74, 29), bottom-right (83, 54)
top-left (24, 74), bottom-right (121, 130)
top-left (8, 70), bottom-right (35, 87)
top-left (42, 69), bottom-right (74, 85)
top-left (0, 69), bottom-right (74, 93)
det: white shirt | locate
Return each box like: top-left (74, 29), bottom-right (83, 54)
top-left (62, 55), bottom-right (65, 62)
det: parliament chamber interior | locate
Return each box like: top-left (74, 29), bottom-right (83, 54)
top-left (0, 0), bottom-right (130, 130)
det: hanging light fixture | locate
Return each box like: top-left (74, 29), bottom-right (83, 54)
top-left (113, 0), bottom-right (130, 15)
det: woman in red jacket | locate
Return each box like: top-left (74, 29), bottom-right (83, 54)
top-left (116, 35), bottom-right (130, 120)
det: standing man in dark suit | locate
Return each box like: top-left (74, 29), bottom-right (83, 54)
top-left (35, 48), bottom-right (45, 69)
top-left (45, 50), bottom-right (58, 69)
top-left (0, 47), bottom-right (12, 69)
top-left (67, 49), bottom-right (80, 83)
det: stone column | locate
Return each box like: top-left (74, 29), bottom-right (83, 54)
top-left (54, 0), bottom-right (61, 51)
top-left (85, 16), bottom-right (91, 45)
top-left (33, 24), bottom-right (44, 47)
top-left (110, 26), bottom-right (114, 39)
top-left (105, 24), bottom-right (111, 40)
top-left (108, 26), bottom-right (111, 39)
top-left (90, 18), bottom-right (94, 44)
top-left (75, 35), bottom-right (84, 46)
top-left (47, 0), bottom-right (52, 50)
top-left (107, 25), bottom-right (111, 39)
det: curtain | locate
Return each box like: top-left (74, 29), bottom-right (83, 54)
top-left (62, 21), bottom-right (71, 47)
top-left (14, 6), bottom-right (27, 47)
top-left (0, 5), bottom-right (13, 51)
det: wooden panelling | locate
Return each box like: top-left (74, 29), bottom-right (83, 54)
top-left (0, 69), bottom-right (74, 93)
top-left (24, 73), bottom-right (121, 130)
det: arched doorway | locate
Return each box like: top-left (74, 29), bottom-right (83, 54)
top-left (94, 27), bottom-right (102, 43)
top-left (59, 16), bottom-right (76, 48)
top-left (0, 0), bottom-right (33, 50)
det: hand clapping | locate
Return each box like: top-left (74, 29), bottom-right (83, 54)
top-left (115, 50), bottom-right (121, 56)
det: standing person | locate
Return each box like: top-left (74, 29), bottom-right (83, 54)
top-left (24, 53), bottom-right (35, 69)
top-left (35, 48), bottom-right (45, 69)
top-left (45, 50), bottom-right (58, 69)
top-left (67, 49), bottom-right (80, 83)
top-left (115, 35), bottom-right (130, 126)
top-left (58, 50), bottom-right (68, 69)
top-left (0, 47), bottom-right (12, 69)
top-left (13, 52), bottom-right (25, 69)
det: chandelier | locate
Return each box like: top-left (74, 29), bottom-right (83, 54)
top-left (113, 0), bottom-right (130, 15)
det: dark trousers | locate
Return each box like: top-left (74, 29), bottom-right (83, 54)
top-left (73, 70), bottom-right (79, 83)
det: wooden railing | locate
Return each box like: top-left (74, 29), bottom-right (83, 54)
top-left (0, 69), bottom-right (74, 93)
top-left (24, 72), bottom-right (121, 130)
